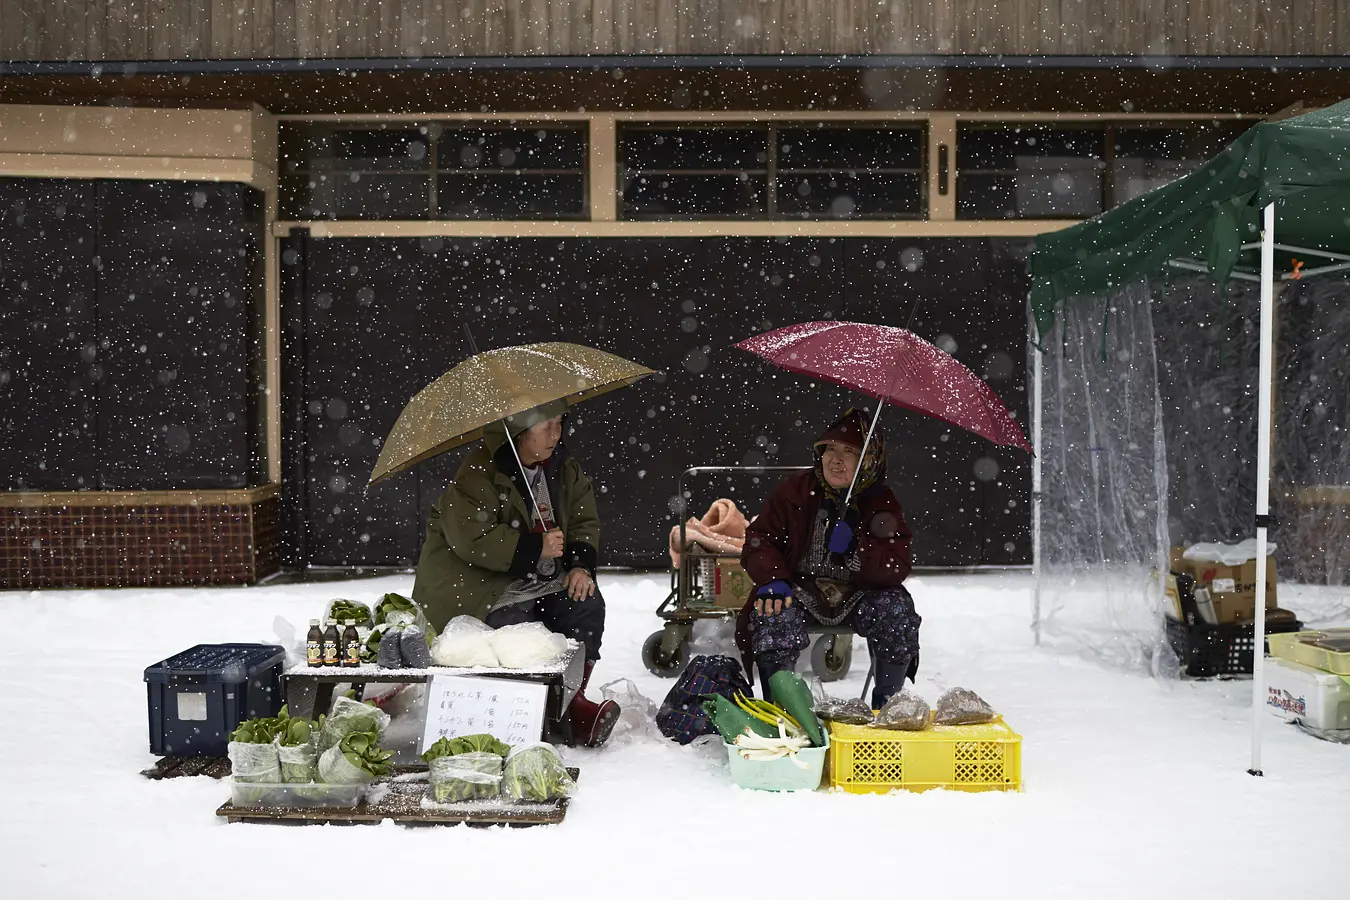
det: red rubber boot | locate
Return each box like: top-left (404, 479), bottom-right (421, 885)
top-left (567, 661), bottom-right (621, 748)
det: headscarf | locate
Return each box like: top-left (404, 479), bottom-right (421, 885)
top-left (813, 408), bottom-right (887, 564)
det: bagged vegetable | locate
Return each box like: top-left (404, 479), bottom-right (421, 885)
top-left (317, 695), bottom-right (390, 753)
top-left (318, 729), bottom-right (393, 784)
top-left (427, 752), bottom-right (504, 803)
top-left (487, 622), bottom-right (569, 669)
top-left (399, 625), bottom-right (434, 668)
top-left (367, 623), bottom-right (399, 667)
top-left (422, 733), bottom-right (512, 759)
top-left (324, 598), bottom-right (372, 628)
top-left (933, 687), bottom-right (997, 726)
top-left (228, 740), bottom-right (280, 784)
top-left (276, 715), bottom-right (319, 782)
top-left (501, 743), bottom-right (575, 802)
top-left (813, 694), bottom-right (875, 725)
top-left (873, 690), bottom-right (930, 731)
top-left (430, 616), bottom-right (500, 668)
top-left (428, 766), bottom-right (501, 804)
top-left (373, 592), bottom-right (422, 628)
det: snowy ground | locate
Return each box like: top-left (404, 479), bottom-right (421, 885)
top-left (2, 571), bottom-right (1348, 899)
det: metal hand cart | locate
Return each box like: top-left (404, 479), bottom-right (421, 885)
top-left (640, 466), bottom-right (858, 683)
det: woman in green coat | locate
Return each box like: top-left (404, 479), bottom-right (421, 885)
top-left (412, 399), bottom-right (619, 747)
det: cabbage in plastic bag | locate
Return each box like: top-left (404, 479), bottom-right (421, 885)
top-left (487, 622), bottom-right (569, 669)
top-left (228, 740), bottom-right (280, 783)
top-left (276, 741), bottom-right (318, 784)
top-left (430, 616), bottom-right (501, 667)
top-left (427, 752), bottom-right (505, 803)
top-left (317, 695), bottom-right (391, 753)
top-left (873, 690), bottom-right (930, 731)
top-left (933, 687), bottom-right (997, 726)
top-left (502, 742), bottom-right (575, 802)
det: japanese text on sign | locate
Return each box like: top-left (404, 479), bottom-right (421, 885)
top-left (420, 674), bottom-right (548, 754)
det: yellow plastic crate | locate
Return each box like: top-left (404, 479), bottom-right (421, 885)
top-left (1267, 630), bottom-right (1350, 676)
top-left (827, 716), bottom-right (1022, 794)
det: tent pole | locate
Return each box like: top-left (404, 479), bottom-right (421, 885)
top-left (1032, 332), bottom-right (1044, 646)
top-left (1249, 201), bottom-right (1276, 777)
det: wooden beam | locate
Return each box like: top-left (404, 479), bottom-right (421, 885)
top-left (276, 218), bottom-right (1082, 238)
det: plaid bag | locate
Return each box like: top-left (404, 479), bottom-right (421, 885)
top-left (656, 654), bottom-right (750, 745)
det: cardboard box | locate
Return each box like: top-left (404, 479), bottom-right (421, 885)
top-left (1169, 546), bottom-right (1277, 624)
top-left (712, 557), bottom-right (755, 609)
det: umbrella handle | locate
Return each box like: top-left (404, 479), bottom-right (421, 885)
top-left (503, 421), bottom-right (551, 534)
top-left (841, 401), bottom-right (886, 510)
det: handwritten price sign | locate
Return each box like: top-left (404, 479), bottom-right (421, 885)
top-left (420, 674), bottom-right (548, 754)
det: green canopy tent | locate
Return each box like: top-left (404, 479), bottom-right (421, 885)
top-left (1028, 100), bottom-right (1350, 776)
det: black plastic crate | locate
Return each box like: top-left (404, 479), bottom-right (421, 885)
top-left (1165, 616), bottom-right (1303, 679)
top-left (144, 644), bottom-right (286, 757)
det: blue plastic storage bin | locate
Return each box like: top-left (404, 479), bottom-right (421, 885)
top-left (144, 643), bottom-right (286, 757)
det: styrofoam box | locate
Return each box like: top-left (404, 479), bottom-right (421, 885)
top-left (1264, 656), bottom-right (1350, 731)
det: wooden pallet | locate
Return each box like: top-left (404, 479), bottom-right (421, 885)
top-left (142, 756), bottom-right (232, 780)
top-left (216, 768), bottom-right (578, 827)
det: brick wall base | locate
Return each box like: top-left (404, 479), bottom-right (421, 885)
top-left (1, 493), bottom-right (280, 589)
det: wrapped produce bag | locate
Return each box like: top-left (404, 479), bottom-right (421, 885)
top-left (317, 695), bottom-right (391, 753)
top-left (502, 743), bottom-right (575, 802)
top-left (276, 717), bottom-right (319, 783)
top-left (427, 753), bottom-right (505, 803)
top-left (317, 730), bottom-right (393, 785)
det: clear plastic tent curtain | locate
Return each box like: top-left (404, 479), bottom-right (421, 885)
top-left (1033, 281), bottom-right (1173, 673)
top-left (1033, 273), bottom-right (1350, 672)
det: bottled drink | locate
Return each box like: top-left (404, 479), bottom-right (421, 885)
top-left (306, 619), bottom-right (323, 667)
top-left (322, 622), bottom-right (340, 666)
top-left (342, 619), bottom-right (361, 668)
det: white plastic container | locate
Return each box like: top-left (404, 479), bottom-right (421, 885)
top-left (1263, 656), bottom-right (1350, 731)
top-left (229, 779), bottom-right (366, 809)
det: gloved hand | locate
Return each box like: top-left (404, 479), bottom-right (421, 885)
top-left (827, 521), bottom-right (854, 553)
top-left (757, 579), bottom-right (791, 598)
top-left (755, 580), bottom-right (793, 617)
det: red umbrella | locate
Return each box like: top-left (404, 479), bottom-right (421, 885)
top-left (735, 320), bottom-right (1032, 501)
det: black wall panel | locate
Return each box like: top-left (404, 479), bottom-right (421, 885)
top-left (96, 181), bottom-right (263, 489)
top-left (0, 179), bottom-right (99, 490)
top-left (842, 239), bottom-right (1031, 566)
top-left (293, 236), bottom-right (1033, 569)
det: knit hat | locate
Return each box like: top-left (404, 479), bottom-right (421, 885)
top-left (813, 408), bottom-right (886, 499)
top-left (503, 398), bottom-right (568, 439)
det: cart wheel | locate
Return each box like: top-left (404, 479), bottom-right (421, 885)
top-left (642, 630), bottom-right (689, 678)
top-left (810, 634), bottom-right (853, 682)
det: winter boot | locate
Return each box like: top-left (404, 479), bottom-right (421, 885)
top-left (567, 660), bottom-right (621, 748)
top-left (756, 652), bottom-right (798, 704)
top-left (870, 656), bottom-right (912, 711)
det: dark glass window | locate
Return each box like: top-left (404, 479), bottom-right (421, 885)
top-left (619, 126), bottom-right (770, 219)
top-left (957, 121), bottom-right (1254, 219)
top-left (618, 123), bottom-right (926, 221)
top-left (279, 122), bottom-right (588, 220)
top-left (957, 126), bottom-right (1105, 220)
top-left (1110, 122), bottom-right (1251, 205)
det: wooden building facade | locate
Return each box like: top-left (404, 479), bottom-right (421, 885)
top-left (2, 2), bottom-right (1348, 587)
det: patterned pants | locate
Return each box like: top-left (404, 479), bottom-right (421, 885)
top-left (750, 584), bottom-right (921, 672)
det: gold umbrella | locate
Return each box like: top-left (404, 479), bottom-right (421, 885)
top-left (369, 342), bottom-right (655, 486)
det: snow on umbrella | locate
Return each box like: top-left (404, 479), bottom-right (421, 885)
top-left (368, 342), bottom-right (655, 486)
top-left (735, 319), bottom-right (1032, 466)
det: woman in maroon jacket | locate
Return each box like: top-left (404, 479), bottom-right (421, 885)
top-left (738, 408), bottom-right (920, 709)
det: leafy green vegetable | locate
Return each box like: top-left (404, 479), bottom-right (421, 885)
top-left (338, 730), bottom-right (394, 778)
top-left (767, 670), bottom-right (827, 747)
top-left (373, 592), bottom-right (416, 626)
top-left (431, 770), bottom-right (500, 803)
top-left (421, 733), bottom-right (512, 763)
top-left (326, 598), bottom-right (371, 627)
top-left (699, 694), bottom-right (776, 743)
top-left (230, 705), bottom-right (294, 744)
top-left (501, 744), bottom-right (574, 802)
